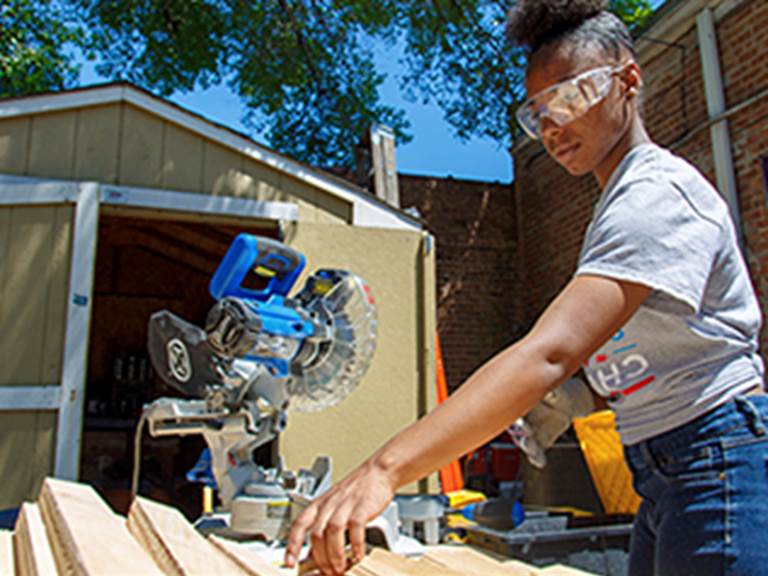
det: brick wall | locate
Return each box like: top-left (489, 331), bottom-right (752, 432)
top-left (513, 0), bottom-right (768, 352)
top-left (399, 175), bottom-right (519, 391)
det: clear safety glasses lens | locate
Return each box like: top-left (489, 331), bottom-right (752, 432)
top-left (516, 65), bottom-right (619, 140)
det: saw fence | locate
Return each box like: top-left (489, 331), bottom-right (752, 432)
top-left (1, 477), bottom-right (593, 576)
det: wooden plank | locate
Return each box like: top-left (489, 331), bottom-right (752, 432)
top-left (504, 559), bottom-right (544, 574)
top-left (37, 477), bottom-right (162, 576)
top-left (347, 548), bottom-right (464, 576)
top-left (127, 496), bottom-right (247, 576)
top-left (425, 546), bottom-right (530, 576)
top-left (538, 564), bottom-right (595, 575)
top-left (422, 545), bottom-right (536, 576)
top-left (0, 530), bottom-right (14, 576)
top-left (13, 502), bottom-right (58, 576)
top-left (209, 535), bottom-right (294, 576)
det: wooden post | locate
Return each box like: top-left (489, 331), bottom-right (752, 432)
top-left (370, 125), bottom-right (400, 208)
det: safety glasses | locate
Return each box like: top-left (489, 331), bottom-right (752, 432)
top-left (516, 64), bottom-right (625, 140)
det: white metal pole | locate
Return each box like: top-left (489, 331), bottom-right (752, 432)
top-left (696, 7), bottom-right (742, 241)
top-left (55, 182), bottom-right (100, 479)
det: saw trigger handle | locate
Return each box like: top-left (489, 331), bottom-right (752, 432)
top-left (210, 234), bottom-right (306, 301)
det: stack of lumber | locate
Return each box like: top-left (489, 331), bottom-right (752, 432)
top-left (5, 477), bottom-right (594, 575)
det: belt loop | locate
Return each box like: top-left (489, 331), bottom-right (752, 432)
top-left (735, 395), bottom-right (767, 437)
top-left (639, 441), bottom-right (657, 471)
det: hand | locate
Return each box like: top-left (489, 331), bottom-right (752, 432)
top-left (284, 459), bottom-right (397, 575)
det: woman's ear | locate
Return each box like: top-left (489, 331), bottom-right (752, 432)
top-left (623, 62), bottom-right (643, 100)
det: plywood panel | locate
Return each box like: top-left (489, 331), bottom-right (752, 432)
top-left (0, 205), bottom-right (71, 385)
top-left (0, 411), bottom-right (56, 510)
top-left (118, 104), bottom-right (164, 189)
top-left (0, 116), bottom-right (30, 175)
top-left (74, 105), bottom-right (121, 183)
top-left (282, 223), bottom-right (435, 492)
top-left (28, 111), bottom-right (76, 179)
top-left (162, 123), bottom-right (204, 192)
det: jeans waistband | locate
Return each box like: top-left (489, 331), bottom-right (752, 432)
top-left (624, 393), bottom-right (767, 471)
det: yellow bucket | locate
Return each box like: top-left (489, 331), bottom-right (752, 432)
top-left (572, 410), bottom-right (641, 516)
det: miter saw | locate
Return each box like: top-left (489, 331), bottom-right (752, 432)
top-left (134, 233), bottom-right (378, 541)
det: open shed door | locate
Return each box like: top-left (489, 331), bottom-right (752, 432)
top-left (0, 174), bottom-right (297, 510)
top-left (0, 177), bottom-right (97, 509)
top-left (282, 221), bottom-right (438, 493)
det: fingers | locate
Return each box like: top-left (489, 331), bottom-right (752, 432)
top-left (348, 510), bottom-right (367, 563)
top-left (312, 496), bottom-right (354, 574)
top-left (284, 504), bottom-right (318, 567)
top-left (324, 502), bottom-right (356, 574)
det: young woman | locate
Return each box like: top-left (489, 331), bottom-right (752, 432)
top-left (285, 1), bottom-right (768, 574)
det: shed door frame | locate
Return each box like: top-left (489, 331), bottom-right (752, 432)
top-left (0, 173), bottom-right (297, 480)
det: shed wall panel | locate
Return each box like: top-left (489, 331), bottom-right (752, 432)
top-left (0, 205), bottom-right (71, 386)
top-left (28, 112), bottom-right (77, 179)
top-left (0, 411), bottom-right (56, 509)
top-left (74, 105), bottom-right (121, 183)
top-left (162, 122), bottom-right (204, 192)
top-left (202, 141), bottom-right (245, 196)
top-left (281, 174), bottom-right (350, 224)
top-left (282, 223), bottom-right (435, 492)
top-left (239, 157), bottom-right (320, 221)
top-left (0, 116), bottom-right (30, 175)
top-left (118, 105), bottom-right (163, 189)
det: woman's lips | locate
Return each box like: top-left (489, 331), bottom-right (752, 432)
top-left (554, 142), bottom-right (580, 163)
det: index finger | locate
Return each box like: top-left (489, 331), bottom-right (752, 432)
top-left (285, 505), bottom-right (318, 567)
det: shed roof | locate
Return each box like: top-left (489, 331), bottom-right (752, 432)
top-left (0, 82), bottom-right (422, 231)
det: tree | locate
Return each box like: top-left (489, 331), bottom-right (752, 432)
top-left (0, 1), bottom-right (84, 97)
top-left (1, 1), bottom-right (654, 167)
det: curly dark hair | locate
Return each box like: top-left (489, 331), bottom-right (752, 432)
top-left (506, 0), bottom-right (636, 60)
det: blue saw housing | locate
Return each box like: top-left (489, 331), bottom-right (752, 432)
top-left (209, 233), bottom-right (315, 377)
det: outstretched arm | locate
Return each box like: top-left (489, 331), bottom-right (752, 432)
top-left (285, 274), bottom-right (650, 574)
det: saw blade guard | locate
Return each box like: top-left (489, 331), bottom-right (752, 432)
top-left (288, 271), bottom-right (378, 412)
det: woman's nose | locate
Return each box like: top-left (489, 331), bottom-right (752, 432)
top-left (540, 115), bottom-right (562, 138)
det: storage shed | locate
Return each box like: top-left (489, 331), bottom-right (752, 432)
top-left (0, 83), bottom-right (437, 513)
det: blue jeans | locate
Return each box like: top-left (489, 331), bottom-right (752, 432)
top-left (624, 394), bottom-right (768, 576)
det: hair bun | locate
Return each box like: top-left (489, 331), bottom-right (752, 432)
top-left (507, 0), bottom-right (609, 51)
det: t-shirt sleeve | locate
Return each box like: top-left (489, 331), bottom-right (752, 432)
top-left (576, 178), bottom-right (721, 313)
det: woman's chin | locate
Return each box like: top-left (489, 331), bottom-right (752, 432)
top-left (559, 160), bottom-right (591, 177)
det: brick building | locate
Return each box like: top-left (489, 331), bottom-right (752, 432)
top-left (399, 175), bottom-right (517, 391)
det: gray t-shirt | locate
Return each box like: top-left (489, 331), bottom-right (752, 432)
top-left (577, 143), bottom-right (764, 445)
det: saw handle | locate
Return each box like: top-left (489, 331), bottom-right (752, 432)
top-left (210, 234), bottom-right (306, 300)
